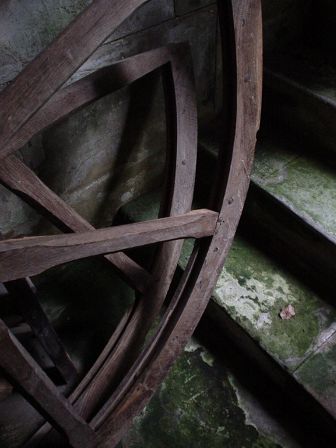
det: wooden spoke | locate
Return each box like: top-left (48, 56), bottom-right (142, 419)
top-left (0, 155), bottom-right (150, 294)
top-left (78, 42), bottom-right (199, 417)
top-left (0, 210), bottom-right (217, 283)
top-left (0, 320), bottom-right (97, 448)
top-left (0, 0), bottom-right (151, 157)
top-left (4, 278), bottom-right (77, 384)
top-left (93, 3), bottom-right (262, 446)
top-left (4, 45), bottom-right (186, 157)
top-left (0, 0), bottom-right (262, 447)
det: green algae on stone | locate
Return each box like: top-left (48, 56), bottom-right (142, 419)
top-left (252, 138), bottom-right (299, 186)
top-left (178, 230), bottom-right (335, 371)
top-left (253, 134), bottom-right (336, 241)
top-left (140, 196), bottom-right (336, 372)
top-left (122, 345), bottom-right (281, 448)
top-left (294, 332), bottom-right (336, 418)
top-left (212, 237), bottom-right (336, 371)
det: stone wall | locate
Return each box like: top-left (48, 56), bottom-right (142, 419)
top-left (0, 0), bottom-right (309, 238)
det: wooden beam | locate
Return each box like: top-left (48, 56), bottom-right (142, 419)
top-left (0, 320), bottom-right (97, 448)
top-left (0, 210), bottom-right (218, 283)
top-left (3, 46), bottom-right (179, 156)
top-left (5, 278), bottom-right (77, 384)
top-left (0, 0), bottom-right (150, 158)
top-left (0, 156), bottom-right (151, 294)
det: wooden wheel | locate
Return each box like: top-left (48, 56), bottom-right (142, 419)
top-left (0, 1), bottom-right (262, 447)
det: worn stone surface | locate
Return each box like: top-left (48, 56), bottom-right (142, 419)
top-left (264, 50), bottom-right (336, 156)
top-left (119, 191), bottom-right (336, 373)
top-left (122, 341), bottom-right (284, 448)
top-left (253, 135), bottom-right (336, 240)
top-left (0, 257), bottom-right (135, 448)
top-left (0, 0), bottom-right (174, 90)
top-left (211, 237), bottom-right (336, 372)
top-left (0, 0), bottom-right (90, 89)
top-left (294, 332), bottom-right (336, 418)
top-left (0, 5), bottom-right (217, 239)
top-left (0, 254), bottom-right (296, 448)
top-left (0, 75), bottom-right (167, 237)
top-left (77, 6), bottom-right (218, 116)
top-left (119, 187), bottom-right (336, 425)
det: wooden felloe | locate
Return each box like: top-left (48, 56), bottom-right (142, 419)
top-left (0, 0), bottom-right (262, 446)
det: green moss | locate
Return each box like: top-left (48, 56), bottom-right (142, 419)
top-left (253, 136), bottom-right (336, 239)
top-left (120, 191), bottom-right (336, 372)
top-left (294, 333), bottom-right (336, 417)
top-left (213, 237), bottom-right (336, 370)
top-left (123, 346), bottom-right (281, 448)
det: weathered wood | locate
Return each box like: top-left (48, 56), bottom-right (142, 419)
top-left (93, 2), bottom-right (263, 446)
top-left (0, 210), bottom-right (217, 283)
top-left (0, 0), bottom-right (150, 158)
top-left (1, 39), bottom-right (198, 432)
top-left (0, 155), bottom-right (150, 294)
top-left (0, 0), bottom-right (262, 446)
top-left (5, 278), bottom-right (77, 384)
top-left (0, 45), bottom-right (193, 297)
top-left (3, 45), bottom-right (184, 156)
top-left (0, 320), bottom-right (97, 448)
top-left (73, 42), bottom-right (198, 420)
top-left (1, 36), bottom-right (198, 445)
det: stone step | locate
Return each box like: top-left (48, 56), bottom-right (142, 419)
top-left (198, 126), bottom-right (336, 297)
top-left (263, 49), bottom-right (336, 157)
top-left (121, 334), bottom-right (329, 448)
top-left (117, 191), bottom-right (336, 432)
top-left (0, 237), bottom-right (322, 448)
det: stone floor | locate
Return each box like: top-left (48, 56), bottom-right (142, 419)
top-left (0, 257), bottom-right (314, 448)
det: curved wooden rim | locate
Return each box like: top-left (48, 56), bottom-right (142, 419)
top-left (94, 2), bottom-right (262, 446)
top-left (0, 0), bottom-right (262, 447)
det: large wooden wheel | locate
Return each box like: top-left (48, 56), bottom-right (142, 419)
top-left (0, 1), bottom-right (262, 447)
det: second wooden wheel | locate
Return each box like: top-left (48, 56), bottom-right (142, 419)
top-left (0, 1), bottom-right (262, 447)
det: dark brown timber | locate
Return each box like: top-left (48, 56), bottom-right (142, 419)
top-left (0, 0), bottom-right (262, 447)
top-left (0, 0), bottom-right (151, 156)
top-left (4, 278), bottom-right (77, 384)
top-left (0, 320), bottom-right (97, 447)
top-left (0, 210), bottom-right (217, 282)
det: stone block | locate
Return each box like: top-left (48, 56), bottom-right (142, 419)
top-left (0, 5), bottom-right (217, 238)
top-left (0, 0), bottom-right (174, 90)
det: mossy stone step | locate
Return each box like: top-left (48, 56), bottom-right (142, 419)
top-left (263, 50), bottom-right (336, 156)
top-left (0, 245), bottom-right (298, 448)
top-left (294, 331), bottom-right (336, 419)
top-left (199, 129), bottom-right (336, 295)
top-left (118, 192), bottom-right (336, 421)
top-left (252, 133), bottom-right (336, 241)
top-left (123, 341), bottom-right (288, 448)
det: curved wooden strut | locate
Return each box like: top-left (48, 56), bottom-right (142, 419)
top-left (0, 0), bottom-right (262, 447)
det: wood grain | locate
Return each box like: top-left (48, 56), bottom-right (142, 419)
top-left (0, 0), bottom-right (150, 158)
top-left (0, 0), bottom-right (262, 446)
top-left (3, 45), bottom-right (184, 157)
top-left (0, 210), bottom-right (217, 283)
top-left (5, 278), bottom-right (77, 384)
top-left (0, 155), bottom-right (150, 294)
top-left (0, 319), bottom-right (97, 448)
top-left (93, 1), bottom-right (263, 446)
